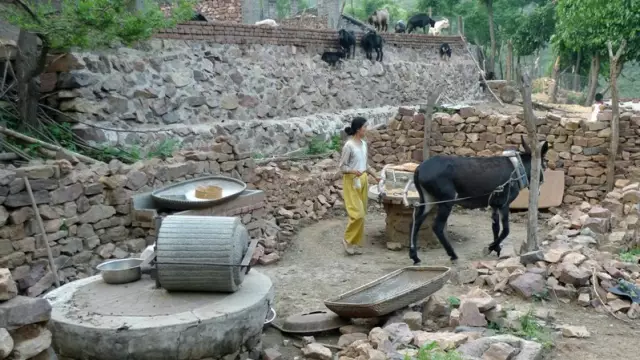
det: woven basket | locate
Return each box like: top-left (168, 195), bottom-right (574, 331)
top-left (194, 185), bottom-right (223, 200)
top-left (324, 266), bottom-right (451, 318)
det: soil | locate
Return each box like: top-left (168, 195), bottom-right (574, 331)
top-left (257, 209), bottom-right (640, 359)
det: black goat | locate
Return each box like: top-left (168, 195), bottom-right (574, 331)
top-left (407, 13), bottom-right (436, 34)
top-left (338, 29), bottom-right (356, 59)
top-left (190, 12), bottom-right (208, 21)
top-left (321, 49), bottom-right (346, 66)
top-left (406, 135), bottom-right (549, 265)
top-left (439, 43), bottom-right (451, 60)
top-left (361, 30), bottom-right (384, 62)
top-left (395, 20), bottom-right (406, 33)
top-left (479, 71), bottom-right (496, 92)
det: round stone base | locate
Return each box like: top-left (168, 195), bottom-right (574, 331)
top-left (384, 202), bottom-right (440, 249)
top-left (45, 270), bottom-right (274, 360)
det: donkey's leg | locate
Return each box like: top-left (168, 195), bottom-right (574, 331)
top-left (432, 203), bottom-right (458, 262)
top-left (488, 206), bottom-right (510, 257)
top-left (409, 204), bottom-right (428, 265)
top-left (491, 207), bottom-right (500, 243)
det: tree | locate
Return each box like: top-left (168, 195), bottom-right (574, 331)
top-left (479, 0), bottom-right (497, 74)
top-left (606, 40), bottom-right (627, 192)
top-left (1, 0), bottom-right (195, 128)
top-left (554, 0), bottom-right (640, 106)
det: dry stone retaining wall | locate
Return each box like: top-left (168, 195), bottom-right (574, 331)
top-left (367, 106), bottom-right (640, 205)
top-left (39, 22), bottom-right (481, 154)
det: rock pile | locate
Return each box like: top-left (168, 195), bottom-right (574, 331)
top-left (282, 288), bottom-right (585, 360)
top-left (366, 106), bottom-right (640, 205)
top-left (0, 268), bottom-right (56, 359)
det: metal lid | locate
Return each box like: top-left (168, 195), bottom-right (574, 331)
top-left (274, 310), bottom-right (349, 334)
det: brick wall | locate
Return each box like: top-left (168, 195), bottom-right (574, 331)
top-left (155, 22), bottom-right (465, 49)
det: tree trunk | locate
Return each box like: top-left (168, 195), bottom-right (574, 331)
top-left (422, 90), bottom-right (442, 161)
top-left (573, 50), bottom-right (581, 91)
top-left (15, 30), bottom-right (40, 131)
top-left (506, 40), bottom-right (513, 82)
top-left (550, 56), bottom-right (561, 103)
top-left (291, 0), bottom-right (298, 16)
top-left (606, 40), bottom-right (627, 192)
top-left (584, 54), bottom-right (600, 106)
top-left (518, 71), bottom-right (541, 254)
top-left (486, 0), bottom-right (496, 74)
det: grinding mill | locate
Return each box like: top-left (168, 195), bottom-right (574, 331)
top-left (142, 215), bottom-right (259, 293)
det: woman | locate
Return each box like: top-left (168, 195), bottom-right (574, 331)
top-left (338, 117), bottom-right (379, 255)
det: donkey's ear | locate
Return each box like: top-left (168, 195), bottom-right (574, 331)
top-left (540, 141), bottom-right (549, 157)
top-left (520, 135), bottom-right (531, 153)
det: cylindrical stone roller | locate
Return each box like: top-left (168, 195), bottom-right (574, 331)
top-left (156, 215), bottom-right (250, 293)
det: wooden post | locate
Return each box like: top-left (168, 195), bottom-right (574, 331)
top-left (606, 40), bottom-right (627, 192)
top-left (428, 7), bottom-right (432, 17)
top-left (457, 15), bottom-right (463, 35)
top-left (422, 89), bottom-right (443, 161)
top-left (506, 40), bottom-right (513, 82)
top-left (24, 177), bottom-right (61, 288)
top-left (518, 71), bottom-right (541, 254)
top-left (549, 55), bottom-right (561, 103)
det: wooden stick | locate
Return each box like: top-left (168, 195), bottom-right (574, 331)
top-left (591, 269), bottom-right (630, 324)
top-left (0, 152), bottom-right (18, 161)
top-left (460, 39), bottom-right (504, 106)
top-left (24, 177), bottom-right (61, 287)
top-left (0, 125), bottom-right (102, 164)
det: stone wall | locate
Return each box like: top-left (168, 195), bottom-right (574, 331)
top-left (160, 0), bottom-right (242, 22)
top-left (367, 106), bottom-right (640, 205)
top-left (39, 22), bottom-right (481, 155)
top-left (0, 134), bottom-right (357, 296)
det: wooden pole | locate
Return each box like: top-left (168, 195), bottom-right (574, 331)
top-left (428, 7), bottom-right (432, 17)
top-left (457, 15), bottom-right (462, 35)
top-left (422, 90), bottom-right (443, 161)
top-left (0, 125), bottom-right (101, 164)
top-left (24, 177), bottom-right (61, 287)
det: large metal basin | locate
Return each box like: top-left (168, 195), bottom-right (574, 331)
top-left (97, 258), bottom-right (143, 284)
top-left (151, 175), bottom-right (247, 210)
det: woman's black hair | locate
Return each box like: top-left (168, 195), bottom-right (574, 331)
top-left (595, 93), bottom-right (603, 102)
top-left (344, 117), bottom-right (367, 136)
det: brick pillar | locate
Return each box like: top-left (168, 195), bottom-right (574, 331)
top-left (267, 0), bottom-right (277, 19)
top-left (242, 0), bottom-right (261, 23)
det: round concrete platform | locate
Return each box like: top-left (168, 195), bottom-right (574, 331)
top-left (44, 270), bottom-right (274, 360)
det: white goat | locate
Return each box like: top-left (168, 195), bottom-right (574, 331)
top-left (429, 18), bottom-right (450, 35)
top-left (255, 19), bottom-right (278, 26)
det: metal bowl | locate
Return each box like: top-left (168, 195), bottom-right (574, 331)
top-left (151, 176), bottom-right (247, 211)
top-left (96, 258), bottom-right (143, 285)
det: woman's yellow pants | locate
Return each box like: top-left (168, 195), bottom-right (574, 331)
top-left (343, 173), bottom-right (369, 245)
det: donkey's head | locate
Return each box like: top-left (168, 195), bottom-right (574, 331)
top-left (519, 135), bottom-right (549, 188)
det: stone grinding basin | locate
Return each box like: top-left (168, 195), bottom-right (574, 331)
top-left (44, 271), bottom-right (274, 360)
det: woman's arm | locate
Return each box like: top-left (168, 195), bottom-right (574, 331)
top-left (339, 143), bottom-right (359, 175)
top-left (366, 165), bottom-right (380, 182)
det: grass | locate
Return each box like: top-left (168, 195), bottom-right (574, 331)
top-left (620, 247), bottom-right (640, 263)
top-left (403, 341), bottom-right (463, 360)
top-left (489, 309), bottom-right (554, 350)
top-left (304, 134), bottom-right (342, 155)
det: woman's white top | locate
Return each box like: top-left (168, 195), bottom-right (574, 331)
top-left (339, 138), bottom-right (368, 173)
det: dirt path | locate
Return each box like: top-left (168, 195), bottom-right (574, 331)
top-left (257, 209), bottom-right (640, 359)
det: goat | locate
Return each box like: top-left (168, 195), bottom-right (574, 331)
top-left (439, 43), bottom-right (451, 60)
top-left (395, 20), bottom-right (406, 33)
top-left (368, 8), bottom-right (389, 32)
top-left (404, 135), bottom-right (549, 265)
top-left (338, 29), bottom-right (356, 59)
top-left (479, 71), bottom-right (496, 92)
top-left (407, 13), bottom-right (436, 34)
top-left (429, 18), bottom-right (450, 36)
top-left (361, 30), bottom-right (384, 62)
top-left (321, 49), bottom-right (346, 67)
top-left (255, 19), bottom-right (278, 26)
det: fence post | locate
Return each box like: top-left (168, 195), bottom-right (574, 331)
top-left (457, 15), bottom-right (463, 36)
